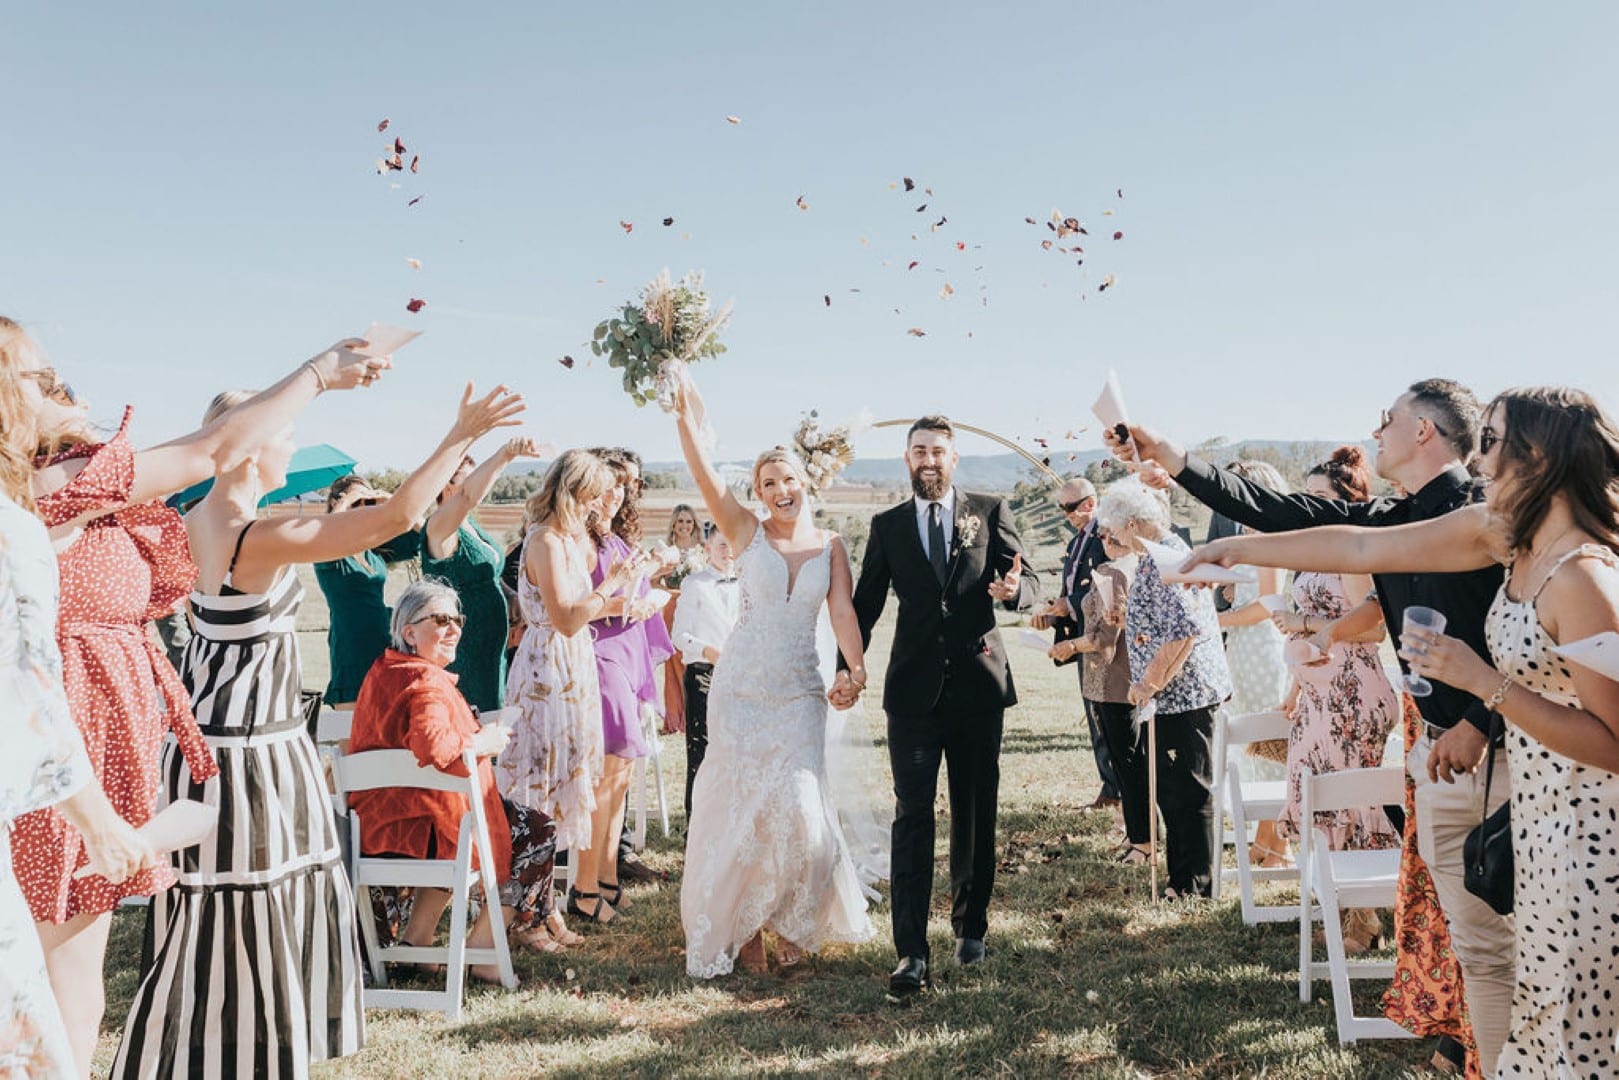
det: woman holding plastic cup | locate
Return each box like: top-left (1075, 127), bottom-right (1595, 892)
top-left (1183, 386), bottom-right (1619, 1077)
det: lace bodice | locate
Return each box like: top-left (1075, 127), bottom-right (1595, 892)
top-left (717, 526), bottom-right (834, 702)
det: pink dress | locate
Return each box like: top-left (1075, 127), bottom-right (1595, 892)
top-left (1276, 571), bottom-right (1399, 850)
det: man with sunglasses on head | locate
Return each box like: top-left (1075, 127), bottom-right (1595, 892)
top-left (1030, 478), bottom-right (1120, 811)
top-left (1107, 379), bottom-right (1514, 1076)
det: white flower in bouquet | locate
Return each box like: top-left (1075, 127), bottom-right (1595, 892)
top-left (791, 410), bottom-right (859, 500)
top-left (590, 269), bottom-right (734, 411)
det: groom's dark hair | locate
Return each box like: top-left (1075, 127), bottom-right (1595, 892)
top-left (908, 415), bottom-right (955, 442)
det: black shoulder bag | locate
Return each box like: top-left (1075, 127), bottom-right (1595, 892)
top-left (1462, 715), bottom-right (1513, 916)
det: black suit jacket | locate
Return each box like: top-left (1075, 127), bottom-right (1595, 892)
top-left (1051, 525), bottom-right (1107, 667)
top-left (851, 489), bottom-right (1040, 714)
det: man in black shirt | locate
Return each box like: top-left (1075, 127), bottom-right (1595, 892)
top-left (1107, 379), bottom-right (1515, 1074)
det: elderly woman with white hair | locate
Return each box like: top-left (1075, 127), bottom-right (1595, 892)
top-left (1094, 479), bottom-right (1232, 899)
top-left (348, 578), bottom-right (577, 978)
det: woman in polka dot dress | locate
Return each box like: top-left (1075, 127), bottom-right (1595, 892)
top-left (2, 315), bottom-right (388, 1073)
top-left (1186, 385), bottom-right (1619, 1078)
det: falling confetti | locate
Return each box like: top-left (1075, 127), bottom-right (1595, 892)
top-left (662, 216), bottom-right (675, 227)
top-left (559, 355), bottom-right (575, 369)
top-left (915, 203), bottom-right (928, 213)
top-left (906, 327), bottom-right (927, 337)
top-left (619, 220), bottom-right (634, 235)
top-left (407, 195), bottom-right (424, 207)
top-left (1099, 274), bottom-right (1116, 292)
top-left (939, 283), bottom-right (955, 299)
top-left (954, 241), bottom-right (966, 251)
top-left (1117, 188), bottom-right (1124, 199)
top-left (377, 118), bottom-right (390, 133)
top-left (1113, 231), bottom-right (1123, 240)
top-left (393, 137), bottom-right (406, 155)
top-left (1041, 240), bottom-right (1054, 250)
top-left (725, 114), bottom-right (742, 125)
top-left (795, 194), bottom-right (809, 211)
top-left (823, 294), bottom-right (831, 307)
top-left (906, 260), bottom-right (919, 270)
top-left (410, 155), bottom-right (420, 174)
top-left (406, 298), bottom-right (427, 313)
top-left (406, 257), bottom-right (422, 269)
top-left (903, 177), bottom-right (916, 191)
top-left (1024, 216), bottom-right (1037, 225)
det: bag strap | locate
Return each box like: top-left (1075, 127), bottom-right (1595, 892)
top-left (1478, 711), bottom-right (1502, 824)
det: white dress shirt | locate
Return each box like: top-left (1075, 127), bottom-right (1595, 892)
top-left (912, 487), bottom-right (958, 562)
top-left (671, 566), bottom-right (742, 666)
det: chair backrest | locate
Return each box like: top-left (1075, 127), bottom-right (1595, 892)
top-left (479, 707), bottom-right (519, 729)
top-left (1303, 766), bottom-right (1405, 817)
top-left (316, 708), bottom-right (354, 745)
top-left (335, 749), bottom-right (480, 799)
top-left (1224, 709), bottom-right (1292, 748)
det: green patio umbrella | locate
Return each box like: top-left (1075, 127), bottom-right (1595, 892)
top-left (166, 444), bottom-right (357, 509)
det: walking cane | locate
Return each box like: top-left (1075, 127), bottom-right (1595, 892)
top-left (1135, 699), bottom-right (1159, 901)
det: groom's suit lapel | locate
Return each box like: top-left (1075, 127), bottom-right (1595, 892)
top-left (942, 488), bottom-right (977, 592)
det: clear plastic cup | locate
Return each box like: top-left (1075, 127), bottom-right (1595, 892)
top-left (1401, 605), bottom-right (1447, 696)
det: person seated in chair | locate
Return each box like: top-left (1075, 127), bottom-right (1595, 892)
top-left (349, 579), bottom-right (580, 979)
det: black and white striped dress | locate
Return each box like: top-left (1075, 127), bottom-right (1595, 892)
top-left (113, 552), bottom-right (364, 1078)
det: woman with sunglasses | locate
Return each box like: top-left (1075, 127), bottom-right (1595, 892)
top-left (1186, 387), bottom-right (1619, 1077)
top-left (111, 381), bottom-right (524, 1077)
top-left (1, 315), bottom-right (386, 1073)
top-left (348, 579), bottom-right (575, 975)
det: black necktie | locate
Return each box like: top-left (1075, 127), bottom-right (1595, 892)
top-left (928, 502), bottom-right (948, 583)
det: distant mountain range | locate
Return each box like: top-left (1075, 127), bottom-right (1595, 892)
top-left (502, 438), bottom-right (1371, 492)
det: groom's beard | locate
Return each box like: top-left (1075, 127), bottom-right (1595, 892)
top-left (910, 465), bottom-right (951, 501)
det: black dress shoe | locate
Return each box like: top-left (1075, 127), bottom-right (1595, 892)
top-left (886, 957), bottom-right (930, 1002)
top-left (617, 855), bottom-right (666, 883)
top-left (954, 937), bottom-right (987, 966)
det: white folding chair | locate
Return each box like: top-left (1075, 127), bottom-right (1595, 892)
top-left (1297, 765), bottom-right (1412, 1045)
top-left (1212, 709), bottom-right (1298, 921)
top-left (333, 748), bottom-right (518, 1018)
top-left (630, 703), bottom-right (670, 850)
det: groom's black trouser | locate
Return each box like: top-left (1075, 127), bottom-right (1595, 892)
top-left (887, 696), bottom-right (1004, 962)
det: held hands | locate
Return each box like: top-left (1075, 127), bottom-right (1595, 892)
top-left (311, 340), bottom-right (391, 392)
top-left (987, 554), bottom-right (1023, 602)
top-left (449, 383), bottom-right (527, 445)
top-left (827, 669), bottom-right (864, 710)
top-left (74, 818), bottom-right (160, 885)
top-left (472, 723), bottom-right (511, 758)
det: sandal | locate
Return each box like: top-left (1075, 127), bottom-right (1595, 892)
top-left (512, 925), bottom-right (565, 954)
top-left (565, 887), bottom-right (616, 924)
top-left (1116, 844), bottom-right (1152, 866)
top-left (545, 911), bottom-right (585, 947)
top-left (597, 880), bottom-right (632, 912)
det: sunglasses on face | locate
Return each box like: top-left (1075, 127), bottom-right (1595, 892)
top-left (412, 612), bottom-right (465, 629)
top-left (1379, 408), bottom-right (1448, 438)
top-left (1059, 499), bottom-right (1093, 514)
top-left (1479, 427), bottom-right (1500, 455)
top-left (23, 367), bottom-right (79, 405)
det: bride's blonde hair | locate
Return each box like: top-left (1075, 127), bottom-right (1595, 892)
top-left (751, 446), bottom-right (808, 499)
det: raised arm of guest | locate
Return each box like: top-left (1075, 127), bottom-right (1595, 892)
top-left (424, 437), bottom-right (546, 560)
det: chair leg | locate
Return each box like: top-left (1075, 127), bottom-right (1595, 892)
top-left (445, 868), bottom-right (470, 1023)
top-left (651, 745), bottom-right (669, 838)
top-left (632, 757), bottom-right (648, 851)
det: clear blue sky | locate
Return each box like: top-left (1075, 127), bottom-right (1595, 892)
top-left (5, 2), bottom-right (1616, 474)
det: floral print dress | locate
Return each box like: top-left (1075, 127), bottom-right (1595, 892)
top-left (1276, 571), bottom-right (1399, 849)
top-left (1, 494), bottom-right (93, 1078)
top-left (496, 530), bottom-right (604, 853)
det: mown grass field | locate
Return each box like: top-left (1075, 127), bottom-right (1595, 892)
top-left (95, 553), bottom-right (1433, 1078)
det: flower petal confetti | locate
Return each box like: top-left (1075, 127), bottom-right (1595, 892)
top-left (795, 194), bottom-right (809, 211)
top-left (907, 260), bottom-right (919, 270)
top-left (1113, 231), bottom-right (1123, 240)
top-left (906, 327), bottom-right (927, 337)
top-left (1099, 274), bottom-right (1116, 292)
top-left (903, 177), bottom-right (916, 192)
top-left (662, 216), bottom-right (675, 227)
top-left (954, 241), bottom-right (966, 251)
top-left (939, 283), bottom-right (954, 299)
top-left (393, 137), bottom-right (406, 155)
top-left (619, 220), bottom-right (634, 235)
top-left (407, 195), bottom-right (424, 207)
top-left (410, 155), bottom-right (420, 174)
top-left (406, 257), bottom-right (422, 269)
top-left (377, 118), bottom-right (390, 133)
top-left (559, 355), bottom-right (575, 369)
top-left (725, 114), bottom-right (742, 125)
top-left (823, 294), bottom-right (831, 307)
top-left (406, 298), bottom-right (427, 313)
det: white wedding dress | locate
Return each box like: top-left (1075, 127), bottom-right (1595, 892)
top-left (681, 528), bottom-right (876, 978)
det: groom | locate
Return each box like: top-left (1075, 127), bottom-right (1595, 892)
top-left (832, 415), bottom-right (1040, 1001)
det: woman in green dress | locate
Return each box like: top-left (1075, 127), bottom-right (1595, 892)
top-left (422, 437), bottom-right (547, 712)
top-left (314, 474), bottom-right (423, 706)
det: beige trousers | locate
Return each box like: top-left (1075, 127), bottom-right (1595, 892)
top-left (1408, 734), bottom-right (1515, 1078)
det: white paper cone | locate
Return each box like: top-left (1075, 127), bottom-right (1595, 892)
top-left (355, 322), bottom-right (422, 358)
top-left (1553, 632), bottom-right (1619, 680)
top-left (1091, 369), bottom-right (1129, 430)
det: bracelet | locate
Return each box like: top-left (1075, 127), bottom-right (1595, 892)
top-left (1302, 614), bottom-right (1314, 633)
top-left (305, 359), bottom-right (330, 392)
top-left (1485, 673), bottom-right (1515, 710)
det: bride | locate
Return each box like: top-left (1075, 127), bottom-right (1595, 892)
top-left (672, 376), bottom-right (876, 976)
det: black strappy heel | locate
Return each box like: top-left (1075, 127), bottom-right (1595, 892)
top-left (565, 887), bottom-right (615, 924)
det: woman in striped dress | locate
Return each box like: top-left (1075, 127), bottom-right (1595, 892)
top-left (113, 381), bottom-right (525, 1077)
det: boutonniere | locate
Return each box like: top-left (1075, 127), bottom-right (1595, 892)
top-left (956, 513), bottom-right (982, 549)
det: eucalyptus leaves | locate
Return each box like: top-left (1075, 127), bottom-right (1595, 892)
top-left (591, 269), bottom-right (733, 410)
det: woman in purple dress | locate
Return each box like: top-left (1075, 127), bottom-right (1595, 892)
top-left (566, 449), bottom-right (674, 922)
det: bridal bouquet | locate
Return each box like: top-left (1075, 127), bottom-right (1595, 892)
top-left (656, 543), bottom-right (708, 590)
top-left (591, 270), bottom-right (733, 410)
top-left (792, 411), bottom-right (861, 499)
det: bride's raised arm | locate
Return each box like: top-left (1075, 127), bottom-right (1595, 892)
top-left (673, 375), bottom-right (757, 548)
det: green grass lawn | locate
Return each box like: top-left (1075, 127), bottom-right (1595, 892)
top-left (96, 581), bottom-right (1433, 1078)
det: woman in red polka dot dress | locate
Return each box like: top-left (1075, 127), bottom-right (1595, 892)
top-left (2, 315), bottom-right (388, 1074)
